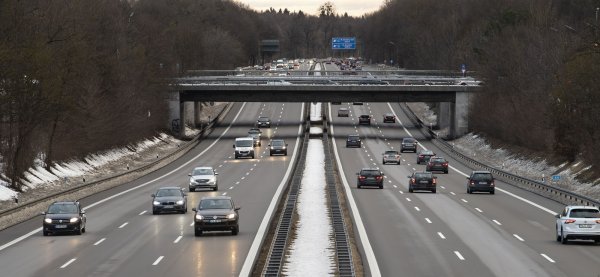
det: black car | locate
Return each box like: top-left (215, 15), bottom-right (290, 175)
top-left (401, 137), bottom-right (417, 152)
top-left (356, 168), bottom-right (384, 189)
top-left (193, 196), bottom-right (240, 236)
top-left (417, 150), bottom-right (435, 164)
top-left (383, 113), bottom-right (396, 123)
top-left (426, 157), bottom-right (449, 173)
top-left (358, 115), bottom-right (371, 125)
top-left (42, 201), bottom-right (86, 236)
top-left (269, 139), bottom-right (288, 156)
top-left (408, 171), bottom-right (437, 193)
top-left (257, 116), bottom-right (271, 128)
top-left (467, 171), bottom-right (495, 194)
top-left (152, 187), bottom-right (188, 214)
top-left (346, 134), bottom-right (361, 147)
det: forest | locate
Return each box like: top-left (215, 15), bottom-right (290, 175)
top-left (1, 0), bottom-right (599, 190)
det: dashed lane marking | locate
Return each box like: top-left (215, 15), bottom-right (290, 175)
top-left (152, 256), bottom-right (164, 266)
top-left (454, 251), bottom-right (465, 261)
top-left (94, 238), bottom-right (106, 246)
top-left (438, 232), bottom-right (446, 239)
top-left (60, 258), bottom-right (77, 269)
top-left (118, 222), bottom-right (128, 229)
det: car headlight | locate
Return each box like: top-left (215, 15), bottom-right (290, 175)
top-left (227, 213), bottom-right (236, 219)
top-left (176, 200), bottom-right (184, 205)
top-left (44, 218), bottom-right (52, 224)
top-left (190, 178), bottom-right (197, 184)
top-left (195, 214), bottom-right (203, 220)
top-left (70, 217), bottom-right (79, 223)
top-left (153, 201), bottom-right (160, 205)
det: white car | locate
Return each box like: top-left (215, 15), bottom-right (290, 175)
top-left (556, 206), bottom-right (600, 244)
top-left (188, 167), bottom-right (218, 192)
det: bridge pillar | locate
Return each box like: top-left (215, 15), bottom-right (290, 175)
top-left (168, 91), bottom-right (183, 137)
top-left (182, 102), bottom-right (195, 133)
top-left (450, 92), bottom-right (469, 139)
top-left (436, 102), bottom-right (451, 131)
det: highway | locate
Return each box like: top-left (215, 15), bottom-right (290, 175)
top-left (324, 62), bottom-right (600, 276)
top-left (0, 101), bottom-right (304, 277)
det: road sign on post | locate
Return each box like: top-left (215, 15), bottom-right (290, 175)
top-left (332, 37), bottom-right (356, 50)
top-left (552, 175), bottom-right (561, 182)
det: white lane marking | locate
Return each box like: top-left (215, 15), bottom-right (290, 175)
top-left (139, 210), bottom-right (147, 215)
top-left (0, 103), bottom-right (249, 253)
top-left (438, 232), bottom-right (446, 239)
top-left (414, 206), bottom-right (420, 211)
top-left (440, 186), bottom-right (446, 189)
top-left (461, 199), bottom-right (468, 203)
top-left (475, 208), bottom-right (483, 213)
top-left (152, 256), bottom-right (164, 265)
top-left (222, 192), bottom-right (227, 196)
top-left (235, 181), bottom-right (240, 185)
top-left (450, 192), bottom-right (456, 196)
top-left (241, 177), bottom-right (245, 180)
top-left (323, 103), bottom-right (381, 277)
top-left (454, 251), bottom-right (465, 260)
top-left (399, 191), bottom-right (404, 194)
top-left (219, 164), bottom-right (223, 167)
top-left (190, 222), bottom-right (194, 227)
top-left (174, 236), bottom-right (182, 244)
top-left (118, 222), bottom-right (128, 229)
top-left (229, 186), bottom-right (234, 190)
top-left (387, 103), bottom-right (560, 217)
top-left (393, 185), bottom-right (398, 188)
top-left (425, 218), bottom-right (432, 224)
top-left (412, 168), bottom-right (416, 171)
top-left (94, 238), bottom-right (106, 246)
top-left (240, 103), bottom-right (306, 277)
top-left (245, 172), bottom-right (250, 175)
top-left (493, 220), bottom-right (502, 225)
top-left (406, 198), bottom-right (412, 202)
top-left (513, 234), bottom-right (525, 242)
top-left (540, 254), bottom-right (555, 263)
top-left (60, 258), bottom-right (77, 269)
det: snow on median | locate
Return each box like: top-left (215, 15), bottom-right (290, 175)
top-left (283, 139), bottom-right (334, 276)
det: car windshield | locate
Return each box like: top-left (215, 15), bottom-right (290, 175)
top-left (415, 173), bottom-right (432, 179)
top-left (47, 204), bottom-right (78, 214)
top-left (236, 140), bottom-right (253, 147)
top-left (248, 129), bottom-right (260, 134)
top-left (199, 199), bottom-right (233, 210)
top-left (360, 170), bottom-right (381, 176)
top-left (471, 173), bottom-right (493, 181)
top-left (569, 209), bottom-right (600, 218)
top-left (272, 140), bottom-right (285, 146)
top-left (431, 158), bottom-right (445, 162)
top-left (421, 151), bottom-right (434, 155)
top-left (360, 115), bottom-right (369, 118)
top-left (385, 151), bottom-right (398, 155)
top-left (385, 114), bottom-right (393, 117)
top-left (156, 189), bottom-right (182, 197)
top-left (348, 135), bottom-right (359, 140)
top-left (192, 168), bottom-right (213, 175)
top-left (339, 108), bottom-right (348, 111)
top-left (403, 138), bottom-right (415, 143)
top-left (258, 117), bottom-right (269, 122)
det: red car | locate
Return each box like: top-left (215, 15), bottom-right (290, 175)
top-left (426, 157), bottom-right (449, 174)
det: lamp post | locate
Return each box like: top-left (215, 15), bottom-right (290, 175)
top-left (388, 41), bottom-right (398, 69)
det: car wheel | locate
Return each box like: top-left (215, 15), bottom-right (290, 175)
top-left (234, 155), bottom-right (239, 159)
top-left (490, 189), bottom-right (495, 195)
top-left (444, 170), bottom-right (448, 174)
top-left (214, 186), bottom-right (218, 191)
top-left (195, 229), bottom-right (203, 237)
top-left (43, 230), bottom-right (49, 236)
top-left (189, 187), bottom-right (195, 192)
top-left (467, 188), bottom-right (472, 194)
top-left (409, 187), bottom-right (414, 193)
top-left (284, 151), bottom-right (287, 156)
top-left (556, 226), bottom-right (561, 242)
top-left (75, 226), bottom-right (82, 235)
top-left (357, 184), bottom-right (362, 189)
top-left (561, 228), bottom-right (568, 244)
top-left (269, 152), bottom-right (273, 156)
top-left (82, 227), bottom-right (86, 233)
top-left (232, 227), bottom-right (239, 236)
top-left (251, 154), bottom-right (255, 159)
top-left (432, 189), bottom-right (436, 193)
top-left (152, 209), bottom-right (158, 215)
top-left (379, 185), bottom-right (383, 189)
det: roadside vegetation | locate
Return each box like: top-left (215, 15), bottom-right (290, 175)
top-left (1, 0), bottom-right (599, 191)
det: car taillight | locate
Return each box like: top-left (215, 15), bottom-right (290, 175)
top-left (565, 219), bottom-right (576, 224)
top-left (596, 220), bottom-right (600, 224)
top-left (376, 176), bottom-right (383, 181)
top-left (432, 179), bottom-right (436, 185)
top-left (419, 155), bottom-right (423, 157)
top-left (359, 176), bottom-right (366, 180)
top-left (411, 178), bottom-right (415, 183)
top-left (443, 162), bottom-right (448, 166)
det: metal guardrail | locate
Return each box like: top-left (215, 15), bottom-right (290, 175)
top-left (399, 103), bottom-right (600, 208)
top-left (262, 109), bottom-right (310, 277)
top-left (322, 105), bottom-right (355, 277)
top-left (0, 103), bottom-right (233, 221)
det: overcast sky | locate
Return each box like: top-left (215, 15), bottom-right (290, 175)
top-left (234, 0), bottom-right (386, 17)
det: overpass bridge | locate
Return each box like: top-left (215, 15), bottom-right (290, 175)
top-left (170, 70), bottom-right (482, 138)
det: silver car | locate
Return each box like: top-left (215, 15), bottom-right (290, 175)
top-left (556, 206), bottom-right (600, 244)
top-left (189, 167), bottom-right (218, 191)
top-left (248, 128), bottom-right (262, 146)
top-left (382, 150), bottom-right (401, 165)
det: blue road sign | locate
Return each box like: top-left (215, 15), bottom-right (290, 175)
top-left (552, 175), bottom-right (561, 181)
top-left (332, 37), bottom-right (356, 50)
